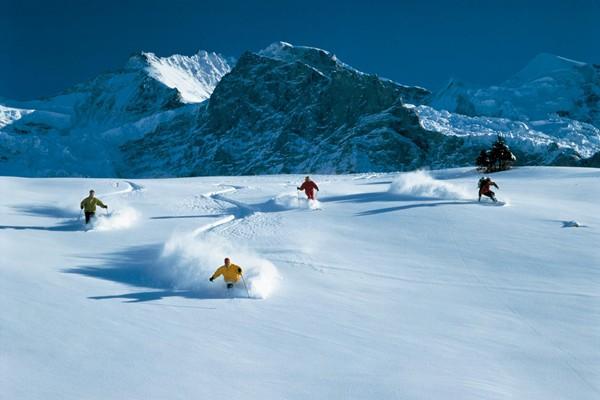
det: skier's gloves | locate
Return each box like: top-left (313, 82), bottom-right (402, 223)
top-left (209, 277), bottom-right (214, 282)
top-left (238, 268), bottom-right (242, 274)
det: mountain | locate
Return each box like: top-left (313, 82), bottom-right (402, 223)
top-left (430, 53), bottom-right (600, 127)
top-left (1, 44), bottom-right (599, 177)
top-left (122, 42), bottom-right (446, 176)
top-left (123, 44), bottom-right (600, 176)
top-left (413, 105), bottom-right (599, 166)
top-left (0, 51), bottom-right (233, 176)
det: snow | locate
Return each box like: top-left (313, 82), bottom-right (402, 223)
top-left (257, 41), bottom-right (367, 78)
top-left (388, 169), bottom-right (471, 200)
top-left (0, 104), bottom-right (34, 128)
top-left (142, 51), bottom-right (233, 103)
top-left (415, 105), bottom-right (600, 158)
top-left (1, 167), bottom-right (598, 399)
top-left (511, 53), bottom-right (587, 83)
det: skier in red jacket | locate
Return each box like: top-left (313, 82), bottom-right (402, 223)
top-left (297, 176), bottom-right (319, 200)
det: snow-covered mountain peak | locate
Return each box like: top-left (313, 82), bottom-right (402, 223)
top-left (509, 53), bottom-right (588, 83)
top-left (132, 50), bottom-right (233, 103)
top-left (257, 41), bottom-right (348, 76)
top-left (258, 41), bottom-right (323, 59)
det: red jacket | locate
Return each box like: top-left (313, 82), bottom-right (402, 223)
top-left (479, 180), bottom-right (498, 195)
top-left (299, 180), bottom-right (319, 193)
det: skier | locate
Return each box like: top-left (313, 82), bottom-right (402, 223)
top-left (478, 177), bottom-right (499, 202)
top-left (209, 257), bottom-right (243, 289)
top-left (297, 176), bottom-right (319, 200)
top-left (80, 190), bottom-right (108, 224)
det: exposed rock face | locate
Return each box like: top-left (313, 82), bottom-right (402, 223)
top-left (2, 44), bottom-right (599, 177)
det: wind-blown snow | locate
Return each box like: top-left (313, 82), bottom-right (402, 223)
top-left (388, 170), bottom-right (471, 200)
top-left (160, 231), bottom-right (280, 299)
top-left (91, 206), bottom-right (141, 231)
top-left (270, 192), bottom-right (322, 211)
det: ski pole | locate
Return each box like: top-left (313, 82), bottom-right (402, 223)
top-left (78, 209), bottom-right (83, 221)
top-left (241, 274), bottom-right (251, 299)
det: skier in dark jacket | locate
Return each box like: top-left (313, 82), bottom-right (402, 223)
top-left (478, 177), bottom-right (499, 202)
top-left (297, 176), bottom-right (319, 200)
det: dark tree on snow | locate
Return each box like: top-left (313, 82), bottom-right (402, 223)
top-left (476, 136), bottom-right (516, 172)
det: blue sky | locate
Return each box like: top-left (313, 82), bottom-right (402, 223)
top-left (2, 0), bottom-right (599, 100)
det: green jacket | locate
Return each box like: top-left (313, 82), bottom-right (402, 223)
top-left (80, 197), bottom-right (107, 212)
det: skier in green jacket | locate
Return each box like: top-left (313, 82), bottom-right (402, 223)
top-left (80, 190), bottom-right (108, 224)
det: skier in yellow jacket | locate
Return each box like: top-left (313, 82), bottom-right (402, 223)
top-left (209, 258), bottom-right (243, 289)
top-left (80, 190), bottom-right (108, 224)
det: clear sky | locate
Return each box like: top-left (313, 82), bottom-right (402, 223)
top-left (2, 0), bottom-right (599, 100)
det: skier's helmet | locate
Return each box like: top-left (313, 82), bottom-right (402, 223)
top-left (89, 189), bottom-right (95, 195)
top-left (224, 257), bottom-right (230, 264)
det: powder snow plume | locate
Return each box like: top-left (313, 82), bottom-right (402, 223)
top-left (159, 230), bottom-right (280, 299)
top-left (269, 192), bottom-right (322, 211)
top-left (92, 206), bottom-right (141, 231)
top-left (388, 170), bottom-right (471, 200)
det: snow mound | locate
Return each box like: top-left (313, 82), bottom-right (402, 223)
top-left (160, 231), bottom-right (280, 299)
top-left (92, 207), bottom-right (141, 231)
top-left (389, 170), bottom-right (471, 200)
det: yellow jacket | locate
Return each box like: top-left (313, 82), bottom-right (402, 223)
top-left (210, 263), bottom-right (243, 283)
top-left (80, 197), bottom-right (107, 212)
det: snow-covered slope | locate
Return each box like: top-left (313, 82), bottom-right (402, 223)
top-left (414, 105), bottom-right (600, 165)
top-left (1, 167), bottom-right (599, 399)
top-left (430, 53), bottom-right (600, 129)
top-left (132, 50), bottom-right (233, 103)
top-left (0, 51), bottom-right (233, 176)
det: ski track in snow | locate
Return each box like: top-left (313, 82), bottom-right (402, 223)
top-left (192, 184), bottom-right (254, 235)
top-left (99, 180), bottom-right (145, 198)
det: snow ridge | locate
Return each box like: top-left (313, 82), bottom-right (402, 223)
top-left (142, 50), bottom-right (233, 103)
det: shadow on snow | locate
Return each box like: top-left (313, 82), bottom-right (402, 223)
top-left (150, 214), bottom-right (228, 220)
top-left (356, 201), bottom-right (474, 216)
top-left (0, 221), bottom-right (83, 232)
top-left (64, 244), bottom-right (250, 302)
top-left (12, 204), bottom-right (80, 219)
top-left (3, 204), bottom-right (84, 231)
